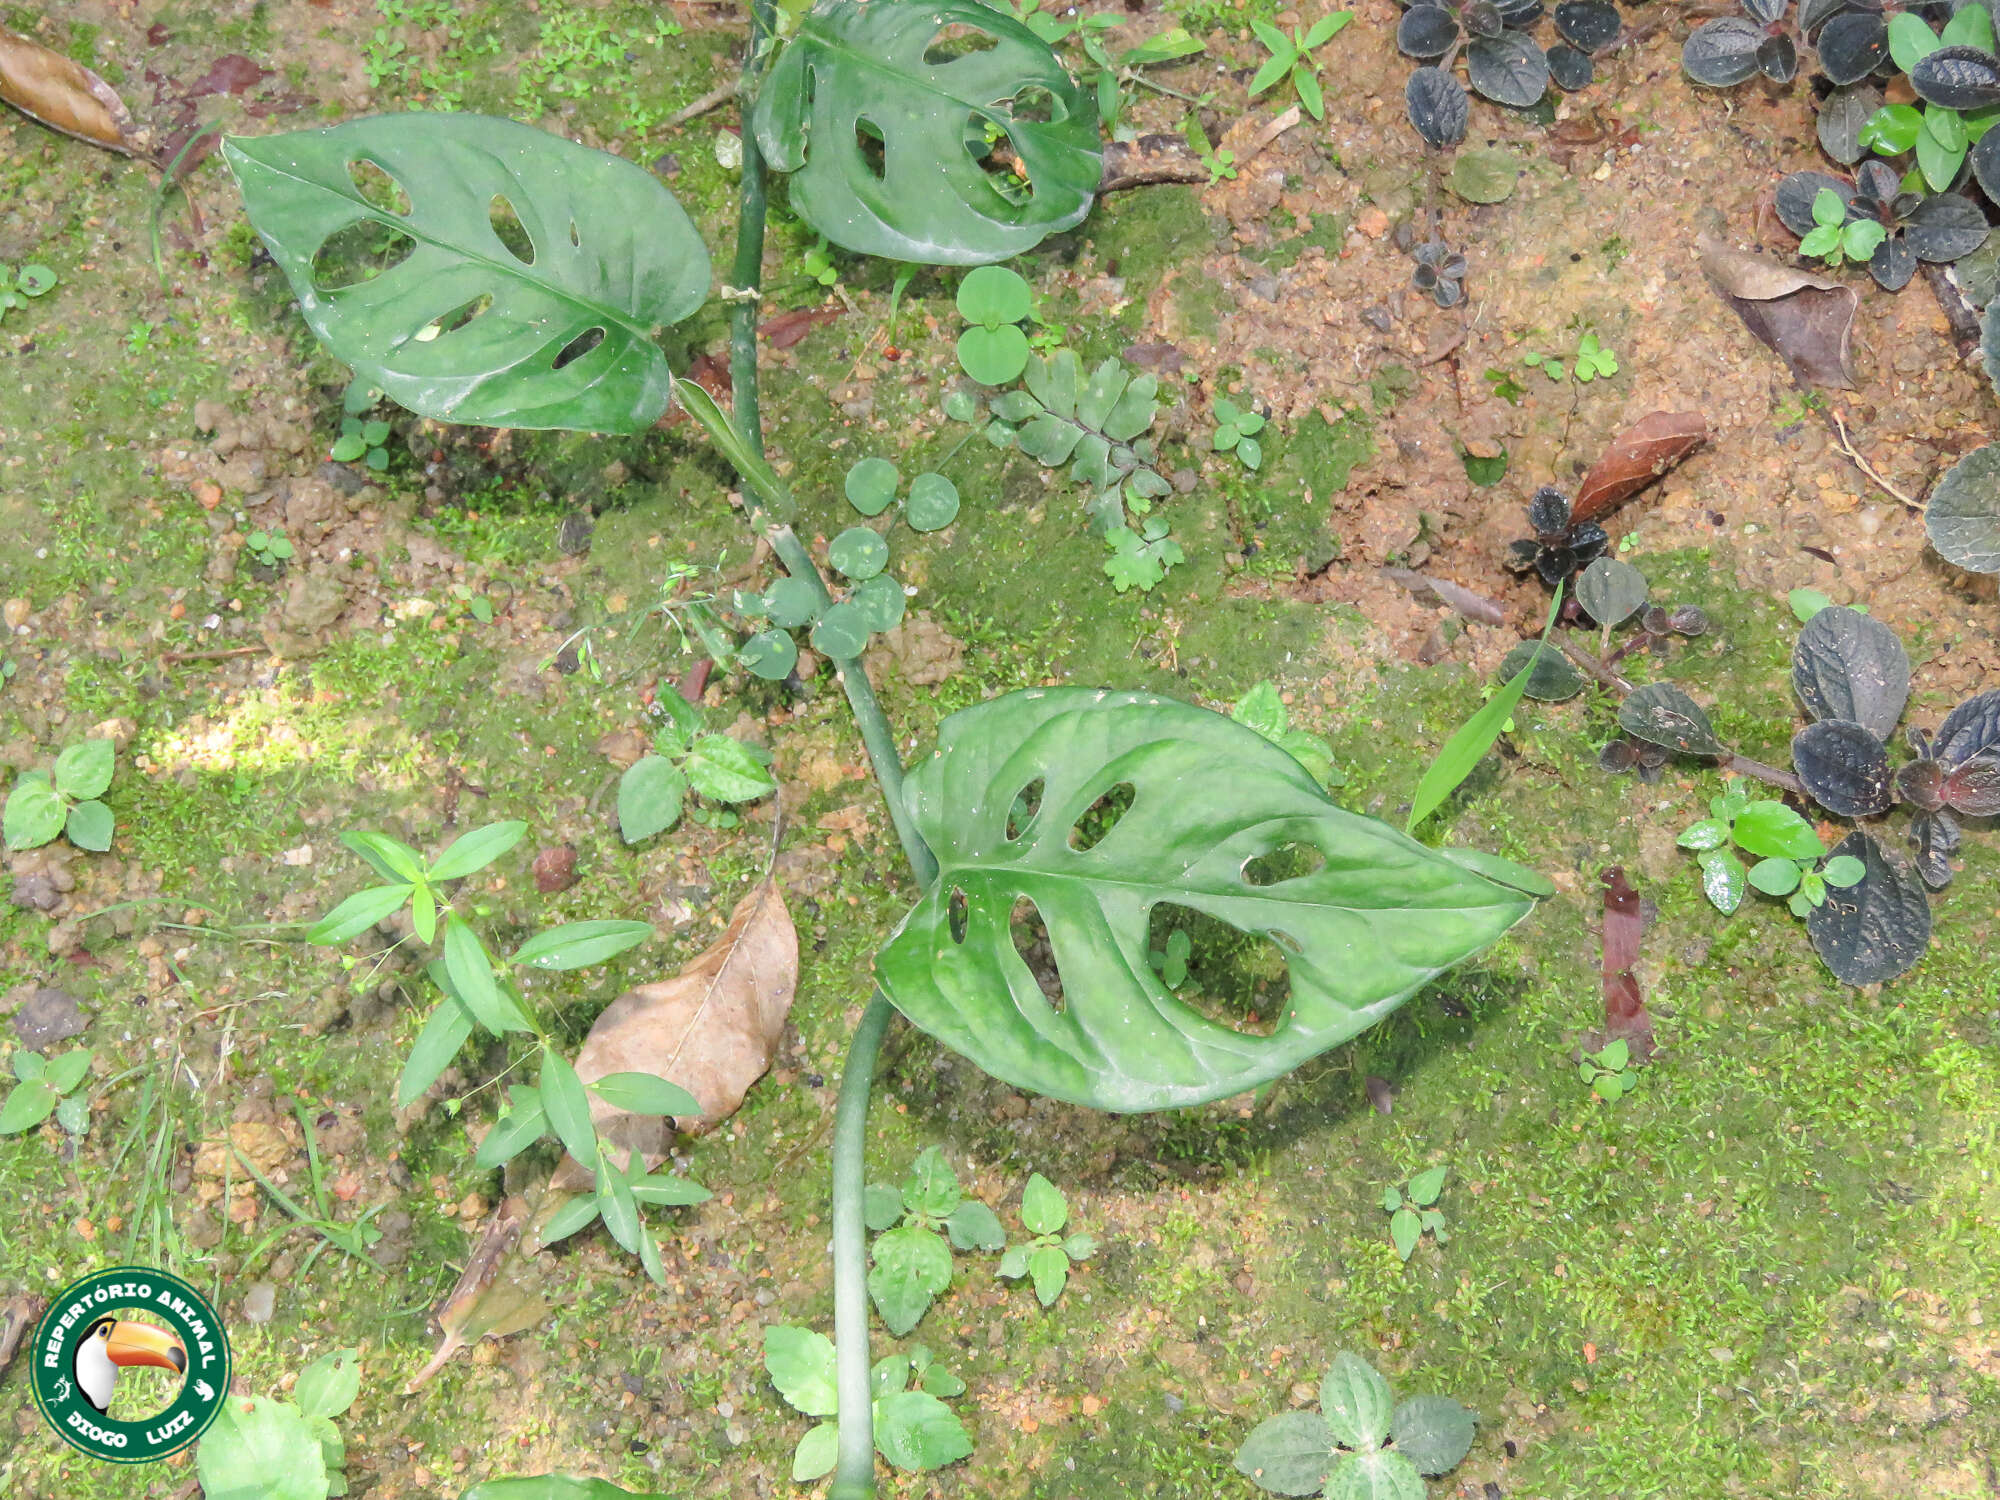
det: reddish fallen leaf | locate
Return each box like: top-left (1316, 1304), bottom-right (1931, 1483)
top-left (531, 845), bottom-right (579, 895)
top-left (1382, 567), bottom-right (1508, 627)
top-left (1698, 233), bottom-right (1858, 390)
top-left (1, 26), bottom-right (141, 155)
top-left (1364, 1075), bottom-right (1394, 1116)
top-left (1123, 340), bottom-right (1186, 374)
top-left (677, 657), bottom-right (713, 705)
top-left (760, 305), bottom-right (844, 350)
top-left (1573, 412), bottom-right (1709, 525)
top-left (1599, 867), bottom-right (1654, 1059)
top-left (661, 351), bottom-right (732, 426)
top-left (0, 1294), bottom-right (46, 1380)
top-left (189, 53), bottom-right (268, 98)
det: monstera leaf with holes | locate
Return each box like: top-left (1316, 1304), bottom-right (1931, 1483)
top-left (750, 0), bottom-right (1102, 264)
top-left (223, 115), bottom-right (711, 433)
top-left (875, 690), bottom-right (1548, 1112)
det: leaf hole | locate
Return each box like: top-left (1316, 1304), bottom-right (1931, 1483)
top-left (1242, 842), bottom-right (1327, 888)
top-left (1005, 779), bottom-right (1045, 841)
top-left (1068, 781), bottom-right (1135, 852)
top-left (309, 222), bottom-right (415, 292)
top-left (490, 194), bottom-right (536, 264)
top-left (345, 158), bottom-right (412, 215)
top-left (947, 887), bottom-right (968, 945)
top-left (970, 122), bottom-right (1035, 205)
top-left (924, 24), bottom-right (1001, 64)
top-left (553, 326), bottom-right (606, 369)
top-left (853, 116), bottom-right (887, 181)
top-left (1010, 85), bottom-right (1063, 126)
top-left (1009, 897), bottom-right (1064, 1011)
top-left (1145, 904), bottom-right (1288, 1037)
top-left (416, 293), bottom-right (492, 343)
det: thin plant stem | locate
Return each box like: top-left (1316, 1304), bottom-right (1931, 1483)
top-left (829, 991), bottom-right (894, 1500)
top-left (730, 0), bottom-right (775, 460)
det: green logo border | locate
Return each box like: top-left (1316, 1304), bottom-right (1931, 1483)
top-left (29, 1265), bottom-right (232, 1464)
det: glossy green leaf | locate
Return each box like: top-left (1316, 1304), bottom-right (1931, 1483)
top-left (429, 819), bottom-right (527, 881)
top-left (1822, 853), bottom-right (1868, 887)
top-left (1698, 848), bottom-right (1747, 915)
top-left (308, 883), bottom-right (414, 945)
top-left (957, 323), bottom-right (1031, 384)
top-left (1678, 818), bottom-right (1729, 851)
top-left (0, 1080), bottom-right (58, 1134)
top-left (43, 1048), bottom-right (91, 1094)
top-left (444, 919), bottom-right (532, 1034)
top-left (1410, 589), bottom-right (1562, 828)
top-left (1234, 1410), bottom-right (1335, 1496)
top-left (750, 0), bottom-right (1103, 265)
top-left (294, 1349), bottom-right (363, 1422)
top-left (740, 628), bottom-right (800, 680)
top-left (845, 457), bottom-right (900, 515)
top-left (906, 472), bottom-right (961, 531)
top-left (512, 920), bottom-right (654, 971)
top-left (52, 739), bottom-right (114, 800)
top-left (1027, 1242), bottom-right (1069, 1303)
top-left (474, 1087), bottom-right (548, 1168)
top-left (342, 830), bottom-right (427, 883)
top-left (629, 1171), bottom-right (709, 1206)
top-left (539, 1046), bottom-right (599, 1174)
top-left (812, 601), bottom-right (872, 659)
top-left (877, 689), bottom-right (1540, 1111)
top-left (1733, 801), bottom-right (1826, 860)
top-left (792, 1424), bottom-right (839, 1481)
top-left (829, 526), bottom-right (889, 580)
top-left (223, 115), bottom-right (710, 433)
top-left (956, 264), bottom-right (1032, 325)
top-left (535, 1195), bottom-right (602, 1248)
top-left (2, 775), bottom-right (64, 851)
top-left (1748, 856), bottom-right (1804, 896)
top-left (850, 574), bottom-right (909, 633)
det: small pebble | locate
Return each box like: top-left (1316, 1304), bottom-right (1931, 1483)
top-left (242, 1282), bottom-right (276, 1324)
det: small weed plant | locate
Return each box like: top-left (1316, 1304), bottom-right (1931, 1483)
top-left (617, 685), bottom-right (777, 843)
top-left (0, 1046), bottom-right (94, 1139)
top-left (3, 739), bottom-right (117, 853)
top-left (1382, 1165), bottom-right (1449, 1260)
top-left (1236, 1350), bottom-right (1475, 1497)
top-left (997, 1173), bottom-right (1095, 1305)
top-left (0, 262), bottom-right (56, 319)
top-left (195, 1349), bottom-right (360, 1500)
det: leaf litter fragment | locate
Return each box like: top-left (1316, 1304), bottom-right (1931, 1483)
top-left (1573, 412), bottom-right (1708, 523)
top-left (0, 26), bottom-right (141, 155)
top-left (1698, 234), bottom-right (1858, 389)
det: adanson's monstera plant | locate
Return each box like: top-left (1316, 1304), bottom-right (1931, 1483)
top-left (220, 2), bottom-right (1548, 1492)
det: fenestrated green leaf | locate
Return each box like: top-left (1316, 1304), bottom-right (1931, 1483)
top-left (1233, 1410), bottom-right (1336, 1497)
top-left (875, 689), bottom-right (1540, 1111)
top-left (222, 115), bottom-right (711, 433)
top-left (750, 0), bottom-right (1103, 265)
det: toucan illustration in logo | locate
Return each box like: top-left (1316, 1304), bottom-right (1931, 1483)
top-left (74, 1317), bottom-right (186, 1412)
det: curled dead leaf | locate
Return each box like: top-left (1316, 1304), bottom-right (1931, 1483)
top-left (1, 27), bottom-right (141, 155)
top-left (405, 1196), bottom-right (541, 1392)
top-left (549, 879), bottom-right (797, 1192)
top-left (1697, 234), bottom-right (1858, 390)
top-left (1573, 412), bottom-right (1709, 525)
top-left (1381, 567), bottom-right (1507, 626)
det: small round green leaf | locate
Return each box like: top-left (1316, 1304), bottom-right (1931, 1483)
top-left (905, 472), bottom-right (961, 531)
top-left (2, 776), bottom-right (64, 851)
top-left (850, 574), bottom-right (908, 633)
top-left (811, 601), bottom-right (873, 659)
top-left (1822, 853), bottom-right (1868, 887)
top-left (1020, 1172), bottom-right (1068, 1235)
top-left (64, 799), bottom-right (114, 852)
top-left (52, 739), bottom-right (114, 800)
top-left (1733, 800), bottom-right (1826, 860)
top-left (1748, 856), bottom-right (1804, 895)
top-left (828, 526), bottom-right (889, 581)
top-left (956, 323), bottom-right (1031, 385)
top-left (739, 628), bottom-right (800, 680)
top-left (956, 264), bottom-right (1033, 326)
top-left (763, 577), bottom-right (822, 629)
top-left (845, 457), bottom-right (901, 516)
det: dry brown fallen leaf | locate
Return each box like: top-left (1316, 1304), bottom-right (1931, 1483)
top-left (1380, 567), bottom-right (1507, 626)
top-left (0, 1293), bottom-right (47, 1380)
top-left (549, 878), bottom-right (797, 1193)
top-left (1573, 412), bottom-right (1709, 525)
top-left (1697, 233), bottom-right (1858, 390)
top-left (1, 27), bottom-right (141, 155)
top-left (405, 1196), bottom-right (542, 1392)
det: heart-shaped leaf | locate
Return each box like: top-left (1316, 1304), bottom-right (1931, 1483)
top-left (1818, 84), bottom-right (1881, 163)
top-left (1576, 556), bottom-right (1649, 627)
top-left (1817, 10), bottom-right (1889, 84)
top-left (875, 691), bottom-right (1540, 1111)
top-left (751, 0), bottom-right (1101, 265)
top-left (1466, 31), bottom-right (1549, 106)
top-left (1792, 605), bottom-right (1910, 740)
top-left (1927, 440), bottom-right (2000, 574)
top-left (223, 115), bottom-right (711, 433)
top-left (1807, 831), bottom-right (1931, 984)
top-left (1498, 641), bottom-right (1585, 701)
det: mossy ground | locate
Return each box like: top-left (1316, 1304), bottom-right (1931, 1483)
top-left (2, 4), bottom-right (1997, 1499)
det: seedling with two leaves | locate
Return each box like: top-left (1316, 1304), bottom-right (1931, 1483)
top-left (1382, 1165), bottom-right (1448, 1260)
top-left (1249, 13), bottom-right (1355, 122)
top-left (617, 685), bottom-right (777, 843)
top-left (764, 1326), bottom-right (972, 1481)
top-left (863, 1146), bottom-right (1005, 1334)
top-left (844, 457), bottom-right (961, 533)
top-left (0, 1046), bottom-right (93, 1138)
top-left (1235, 1351), bottom-right (1475, 1498)
top-left (1521, 331), bottom-right (1618, 384)
top-left (998, 1173), bottom-right (1095, 1305)
top-left (3, 739), bottom-right (117, 853)
top-left (333, 377), bottom-right (395, 469)
top-left (245, 528), bottom-right (296, 570)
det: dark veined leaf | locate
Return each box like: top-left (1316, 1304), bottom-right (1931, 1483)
top-left (1903, 193), bottom-right (1989, 262)
top-left (1911, 44), bottom-right (2000, 108)
top-left (1554, 0), bottom-right (1621, 51)
top-left (1869, 231), bottom-right (1918, 292)
top-left (874, 690), bottom-right (1542, 1112)
top-left (223, 115), bottom-right (711, 434)
top-left (1743, 0), bottom-right (1790, 22)
top-left (1974, 126), bottom-right (2000, 209)
top-left (1818, 84), bottom-right (1882, 164)
top-left (1406, 67), bottom-right (1470, 147)
top-left (1817, 10), bottom-right (1890, 84)
top-left (1397, 4), bottom-right (1461, 58)
top-left (1617, 683), bottom-right (1724, 756)
top-left (1792, 605), bottom-right (1910, 740)
top-left (1759, 31), bottom-right (1800, 81)
top-left (750, 0), bottom-right (1102, 265)
top-left (1576, 556), bottom-right (1648, 627)
top-left (1683, 17), bottom-right (1765, 86)
top-left (1466, 31), bottom-right (1550, 107)
top-left (1928, 440), bottom-right (2000, 573)
top-left (1806, 831), bottom-right (1931, 985)
top-left (1775, 171), bottom-right (1854, 237)
top-left (1791, 719), bottom-right (1894, 816)
top-left (1944, 755), bottom-right (2000, 814)
top-left (1498, 641), bottom-right (1585, 700)
top-left (1799, 0), bottom-right (1854, 41)
top-left (1934, 690), bottom-right (2000, 764)
top-left (1547, 42), bottom-right (1595, 89)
